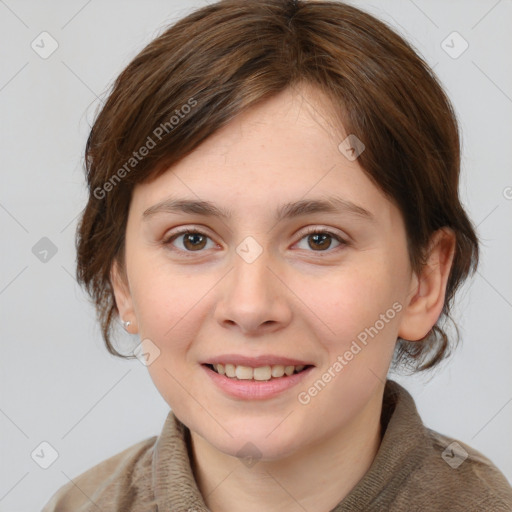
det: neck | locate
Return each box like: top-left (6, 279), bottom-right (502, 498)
top-left (189, 389), bottom-right (384, 512)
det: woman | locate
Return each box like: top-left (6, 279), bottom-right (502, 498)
top-left (43, 0), bottom-right (512, 510)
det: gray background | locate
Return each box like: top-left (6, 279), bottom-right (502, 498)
top-left (0, 0), bottom-right (511, 510)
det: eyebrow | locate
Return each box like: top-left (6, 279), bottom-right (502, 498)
top-left (142, 196), bottom-right (375, 223)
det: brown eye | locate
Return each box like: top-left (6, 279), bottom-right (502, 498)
top-left (181, 232), bottom-right (208, 251)
top-left (296, 229), bottom-right (347, 253)
top-left (164, 229), bottom-right (214, 254)
top-left (307, 232), bottom-right (333, 251)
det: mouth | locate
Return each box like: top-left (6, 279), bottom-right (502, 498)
top-left (203, 363), bottom-right (313, 381)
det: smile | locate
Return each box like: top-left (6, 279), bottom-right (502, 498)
top-left (202, 363), bottom-right (315, 400)
top-left (206, 363), bottom-right (311, 381)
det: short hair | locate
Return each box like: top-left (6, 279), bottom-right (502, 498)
top-left (76, 0), bottom-right (479, 373)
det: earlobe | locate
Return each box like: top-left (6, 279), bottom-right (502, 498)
top-left (110, 259), bottom-right (138, 333)
top-left (398, 228), bottom-right (456, 341)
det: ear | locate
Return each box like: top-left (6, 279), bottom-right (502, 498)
top-left (110, 259), bottom-right (138, 334)
top-left (398, 228), bottom-right (456, 341)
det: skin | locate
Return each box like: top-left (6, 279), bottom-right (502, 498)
top-left (111, 84), bottom-right (455, 512)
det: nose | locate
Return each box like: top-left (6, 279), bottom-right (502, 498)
top-left (214, 246), bottom-right (293, 336)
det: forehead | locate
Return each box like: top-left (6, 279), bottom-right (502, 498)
top-left (129, 86), bottom-right (395, 227)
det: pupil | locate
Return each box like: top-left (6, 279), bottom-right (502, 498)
top-left (185, 233), bottom-right (206, 250)
top-left (310, 233), bottom-right (330, 250)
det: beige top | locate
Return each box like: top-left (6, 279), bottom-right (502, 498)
top-left (42, 380), bottom-right (512, 511)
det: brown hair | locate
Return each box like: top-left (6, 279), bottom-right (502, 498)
top-left (76, 0), bottom-right (479, 372)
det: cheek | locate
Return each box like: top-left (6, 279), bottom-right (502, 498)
top-left (300, 262), bottom-right (402, 350)
top-left (129, 265), bottom-right (206, 408)
top-left (128, 258), bottom-right (203, 350)
top-left (294, 265), bottom-right (402, 420)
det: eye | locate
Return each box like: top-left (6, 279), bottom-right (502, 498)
top-left (162, 226), bottom-right (348, 257)
top-left (295, 227), bottom-right (347, 253)
top-left (163, 228), bottom-right (216, 255)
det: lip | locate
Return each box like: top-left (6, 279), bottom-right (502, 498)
top-left (202, 363), bottom-right (314, 400)
top-left (202, 354), bottom-right (313, 367)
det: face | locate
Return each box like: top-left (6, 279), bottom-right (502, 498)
top-left (112, 85), bottom-right (419, 461)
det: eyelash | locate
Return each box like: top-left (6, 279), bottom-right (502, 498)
top-left (162, 226), bottom-right (349, 257)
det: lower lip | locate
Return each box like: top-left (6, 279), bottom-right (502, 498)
top-left (202, 364), bottom-right (314, 400)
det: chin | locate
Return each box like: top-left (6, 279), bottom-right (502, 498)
top-left (195, 416), bottom-right (307, 462)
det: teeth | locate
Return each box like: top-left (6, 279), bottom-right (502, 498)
top-left (271, 365), bottom-right (285, 378)
top-left (235, 365), bottom-right (253, 380)
top-left (253, 366), bottom-right (271, 381)
top-left (225, 364), bottom-right (236, 378)
top-left (211, 363), bottom-right (307, 380)
top-left (284, 365), bottom-right (294, 376)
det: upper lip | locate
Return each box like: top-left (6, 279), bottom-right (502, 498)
top-left (203, 354), bottom-right (314, 367)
